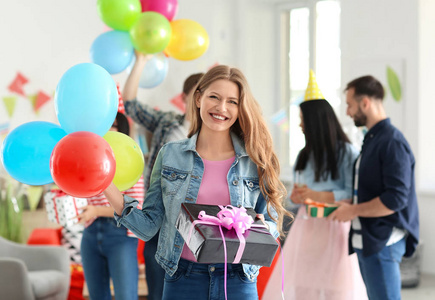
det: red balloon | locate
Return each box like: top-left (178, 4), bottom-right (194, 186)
top-left (50, 131), bottom-right (116, 197)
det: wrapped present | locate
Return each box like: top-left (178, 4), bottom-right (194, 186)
top-left (175, 203), bottom-right (279, 267)
top-left (44, 189), bottom-right (87, 227)
top-left (305, 199), bottom-right (338, 217)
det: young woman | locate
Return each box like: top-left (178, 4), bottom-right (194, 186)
top-left (103, 65), bottom-right (289, 300)
top-left (263, 99), bottom-right (367, 300)
top-left (79, 112), bottom-right (144, 300)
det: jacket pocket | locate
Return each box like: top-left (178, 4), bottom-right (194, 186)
top-left (161, 167), bottom-right (188, 196)
top-left (242, 178), bottom-right (261, 205)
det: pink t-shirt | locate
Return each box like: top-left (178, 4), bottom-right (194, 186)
top-left (180, 156), bottom-right (235, 262)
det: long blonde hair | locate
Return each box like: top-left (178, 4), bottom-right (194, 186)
top-left (188, 65), bottom-right (291, 236)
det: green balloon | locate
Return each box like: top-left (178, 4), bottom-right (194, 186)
top-left (97, 0), bottom-right (142, 31)
top-left (129, 12), bottom-right (172, 54)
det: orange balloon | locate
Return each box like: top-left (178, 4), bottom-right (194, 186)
top-left (165, 19), bottom-right (209, 61)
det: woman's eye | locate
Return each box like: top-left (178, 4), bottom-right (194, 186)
top-left (229, 100), bottom-right (238, 105)
top-left (210, 95), bottom-right (219, 100)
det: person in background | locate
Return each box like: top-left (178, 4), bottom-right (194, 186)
top-left (122, 51), bottom-right (204, 300)
top-left (330, 75), bottom-right (419, 300)
top-left (263, 71), bottom-right (366, 300)
top-left (104, 65), bottom-right (289, 299)
top-left (78, 112), bottom-right (145, 300)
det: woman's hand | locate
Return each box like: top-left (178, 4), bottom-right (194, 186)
top-left (290, 184), bottom-right (307, 204)
top-left (256, 214), bottom-right (270, 231)
top-left (76, 205), bottom-right (99, 223)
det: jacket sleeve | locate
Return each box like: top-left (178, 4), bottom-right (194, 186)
top-left (254, 192), bottom-right (279, 239)
top-left (114, 148), bottom-right (166, 241)
top-left (124, 99), bottom-right (166, 133)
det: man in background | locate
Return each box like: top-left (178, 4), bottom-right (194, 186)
top-left (330, 75), bottom-right (419, 300)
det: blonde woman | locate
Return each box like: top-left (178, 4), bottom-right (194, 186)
top-left (103, 65), bottom-right (289, 299)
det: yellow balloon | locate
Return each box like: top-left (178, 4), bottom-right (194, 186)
top-left (103, 131), bottom-right (144, 191)
top-left (165, 19), bottom-right (209, 61)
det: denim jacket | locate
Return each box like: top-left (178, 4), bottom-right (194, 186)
top-left (114, 131), bottom-right (279, 281)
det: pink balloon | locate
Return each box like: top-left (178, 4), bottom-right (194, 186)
top-left (140, 0), bottom-right (178, 21)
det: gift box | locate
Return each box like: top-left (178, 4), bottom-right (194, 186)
top-left (175, 203), bottom-right (279, 267)
top-left (305, 199), bottom-right (338, 217)
top-left (44, 189), bottom-right (87, 227)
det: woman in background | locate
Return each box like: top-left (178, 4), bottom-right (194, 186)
top-left (79, 112), bottom-right (144, 300)
top-left (264, 98), bottom-right (367, 300)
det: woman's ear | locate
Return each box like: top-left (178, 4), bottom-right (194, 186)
top-left (195, 92), bottom-right (201, 108)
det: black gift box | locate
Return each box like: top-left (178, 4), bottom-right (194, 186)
top-left (175, 203), bottom-right (279, 267)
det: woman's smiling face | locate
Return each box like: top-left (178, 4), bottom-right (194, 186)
top-left (196, 79), bottom-right (240, 134)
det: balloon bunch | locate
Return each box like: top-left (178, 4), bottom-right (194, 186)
top-left (1, 63), bottom-right (144, 197)
top-left (90, 0), bottom-right (209, 88)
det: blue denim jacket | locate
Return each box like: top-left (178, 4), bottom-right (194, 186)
top-left (114, 132), bottom-right (279, 281)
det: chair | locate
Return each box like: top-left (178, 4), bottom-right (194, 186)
top-left (0, 236), bottom-right (70, 300)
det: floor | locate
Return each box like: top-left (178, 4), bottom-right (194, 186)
top-left (83, 272), bottom-right (435, 300)
top-left (402, 273), bottom-right (435, 300)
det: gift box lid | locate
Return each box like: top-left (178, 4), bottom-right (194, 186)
top-left (176, 203), bottom-right (279, 267)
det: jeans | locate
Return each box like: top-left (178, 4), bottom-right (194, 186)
top-left (162, 258), bottom-right (258, 300)
top-left (81, 217), bottom-right (138, 300)
top-left (144, 233), bottom-right (165, 300)
top-left (355, 238), bottom-right (406, 300)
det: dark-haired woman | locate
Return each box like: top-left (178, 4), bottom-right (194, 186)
top-left (79, 112), bottom-right (145, 300)
top-left (263, 99), bottom-right (367, 300)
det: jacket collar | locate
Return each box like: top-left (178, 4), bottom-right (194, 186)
top-left (182, 131), bottom-right (248, 158)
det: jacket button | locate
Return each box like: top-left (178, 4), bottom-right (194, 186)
top-left (171, 173), bottom-right (176, 178)
top-left (232, 180), bottom-right (238, 185)
top-left (248, 182), bottom-right (254, 188)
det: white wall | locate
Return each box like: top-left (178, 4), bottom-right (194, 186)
top-left (1, 0), bottom-right (434, 274)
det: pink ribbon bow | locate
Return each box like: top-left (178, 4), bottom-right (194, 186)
top-left (187, 205), bottom-right (267, 300)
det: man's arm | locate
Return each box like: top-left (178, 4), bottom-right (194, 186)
top-left (122, 51), bottom-right (152, 101)
top-left (329, 196), bottom-right (395, 222)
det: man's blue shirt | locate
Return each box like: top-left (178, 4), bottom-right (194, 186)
top-left (353, 118), bottom-right (419, 257)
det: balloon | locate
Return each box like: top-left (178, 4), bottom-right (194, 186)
top-left (140, 0), bottom-right (178, 21)
top-left (129, 12), bottom-right (171, 54)
top-left (165, 19), bottom-right (209, 61)
top-left (55, 63), bottom-right (118, 136)
top-left (90, 30), bottom-right (135, 74)
top-left (103, 131), bottom-right (144, 191)
top-left (1, 122), bottom-right (67, 185)
top-left (50, 131), bottom-right (116, 198)
top-left (126, 53), bottom-right (168, 88)
top-left (97, 0), bottom-right (142, 31)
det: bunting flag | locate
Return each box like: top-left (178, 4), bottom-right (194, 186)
top-left (270, 108), bottom-right (289, 132)
top-left (8, 72), bottom-right (29, 96)
top-left (27, 93), bottom-right (37, 108)
top-left (169, 93), bottom-right (185, 113)
top-left (35, 90), bottom-right (51, 112)
top-left (207, 62), bottom-right (220, 70)
top-left (27, 186), bottom-right (44, 211)
top-left (2, 96), bottom-right (18, 117)
top-left (0, 122), bottom-right (9, 135)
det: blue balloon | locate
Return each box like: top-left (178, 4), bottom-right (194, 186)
top-left (1, 122), bottom-right (67, 185)
top-left (126, 53), bottom-right (168, 88)
top-left (90, 30), bottom-right (134, 74)
top-left (55, 63), bottom-right (118, 136)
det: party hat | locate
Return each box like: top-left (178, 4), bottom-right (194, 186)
top-left (304, 69), bottom-right (324, 101)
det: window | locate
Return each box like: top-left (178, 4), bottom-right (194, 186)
top-left (277, 0), bottom-right (341, 175)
